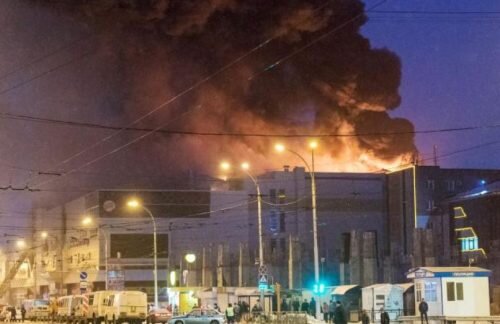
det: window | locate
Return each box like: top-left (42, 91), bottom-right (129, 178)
top-left (270, 239), bottom-right (277, 253)
top-left (278, 189), bottom-right (286, 204)
top-left (447, 282), bottom-right (464, 301)
top-left (426, 179), bottom-right (435, 190)
top-left (447, 282), bottom-right (455, 301)
top-left (270, 189), bottom-right (277, 203)
top-left (447, 180), bottom-right (456, 191)
top-left (424, 281), bottom-right (437, 302)
top-left (456, 282), bottom-right (464, 300)
top-left (279, 212), bottom-right (286, 232)
top-left (110, 234), bottom-right (169, 258)
top-left (427, 200), bottom-right (435, 211)
top-left (190, 310), bottom-right (201, 317)
top-left (269, 210), bottom-right (278, 232)
top-left (88, 295), bottom-right (94, 305)
top-left (461, 237), bottom-right (478, 252)
top-left (280, 238), bottom-right (286, 254)
top-left (416, 282), bottom-right (422, 302)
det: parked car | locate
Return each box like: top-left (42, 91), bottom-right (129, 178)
top-left (168, 308), bottom-right (225, 324)
top-left (103, 291), bottom-right (147, 324)
top-left (147, 307), bottom-right (172, 324)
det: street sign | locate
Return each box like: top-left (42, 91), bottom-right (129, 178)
top-left (80, 280), bottom-right (88, 293)
top-left (258, 274), bottom-right (268, 291)
top-left (80, 272), bottom-right (88, 281)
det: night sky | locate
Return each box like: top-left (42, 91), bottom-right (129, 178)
top-left (0, 0), bottom-right (499, 223)
top-left (363, 0), bottom-right (500, 169)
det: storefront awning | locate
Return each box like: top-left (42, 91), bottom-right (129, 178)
top-left (396, 283), bottom-right (414, 292)
top-left (234, 287), bottom-right (272, 296)
top-left (331, 285), bottom-right (359, 295)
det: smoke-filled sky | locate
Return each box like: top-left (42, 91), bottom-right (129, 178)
top-left (0, 0), bottom-right (499, 216)
top-left (364, 0), bottom-right (500, 169)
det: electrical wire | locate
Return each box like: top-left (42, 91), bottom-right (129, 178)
top-left (3, 111), bottom-right (500, 138)
top-left (18, 0), bottom-right (383, 191)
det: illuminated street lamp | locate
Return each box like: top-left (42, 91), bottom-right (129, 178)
top-left (185, 253), bottom-right (196, 264)
top-left (16, 239), bottom-right (26, 249)
top-left (40, 232), bottom-right (48, 239)
top-left (275, 141), bottom-right (320, 314)
top-left (82, 216), bottom-right (93, 226)
top-left (126, 198), bottom-right (158, 308)
top-left (220, 161), bottom-right (265, 305)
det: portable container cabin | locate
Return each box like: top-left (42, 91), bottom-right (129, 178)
top-left (406, 267), bottom-right (491, 317)
top-left (362, 284), bottom-right (405, 321)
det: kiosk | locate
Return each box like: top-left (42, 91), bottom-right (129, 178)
top-left (406, 267), bottom-right (491, 317)
top-left (362, 284), bottom-right (405, 321)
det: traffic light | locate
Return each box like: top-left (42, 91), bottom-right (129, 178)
top-left (313, 282), bottom-right (325, 294)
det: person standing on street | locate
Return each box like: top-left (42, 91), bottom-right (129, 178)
top-left (361, 310), bottom-right (370, 324)
top-left (328, 300), bottom-right (335, 323)
top-left (310, 297), bottom-right (317, 318)
top-left (380, 307), bottom-right (390, 324)
top-left (292, 298), bottom-right (300, 312)
top-left (322, 302), bottom-right (329, 323)
top-left (419, 299), bottom-right (429, 324)
top-left (225, 303), bottom-right (235, 324)
top-left (301, 299), bottom-right (309, 314)
top-left (333, 301), bottom-right (346, 324)
top-left (10, 307), bottom-right (16, 322)
top-left (20, 305), bottom-right (26, 323)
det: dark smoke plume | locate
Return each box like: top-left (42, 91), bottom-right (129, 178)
top-left (29, 0), bottom-right (416, 173)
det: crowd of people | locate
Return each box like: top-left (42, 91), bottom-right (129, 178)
top-left (0, 305), bottom-right (26, 322)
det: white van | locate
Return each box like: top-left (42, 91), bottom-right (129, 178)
top-left (103, 291), bottom-right (147, 324)
top-left (57, 295), bottom-right (86, 323)
top-left (22, 299), bottom-right (50, 320)
top-left (57, 296), bottom-right (74, 322)
top-left (84, 291), bottom-right (117, 323)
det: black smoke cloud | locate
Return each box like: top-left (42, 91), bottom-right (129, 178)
top-left (30, 0), bottom-right (416, 172)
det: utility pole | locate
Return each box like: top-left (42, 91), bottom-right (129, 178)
top-left (288, 234), bottom-right (293, 289)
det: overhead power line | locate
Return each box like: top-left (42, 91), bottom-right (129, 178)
top-left (3, 111), bottom-right (500, 137)
top-left (20, 0), bottom-right (388, 190)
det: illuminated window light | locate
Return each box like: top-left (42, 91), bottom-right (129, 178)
top-left (461, 237), bottom-right (479, 252)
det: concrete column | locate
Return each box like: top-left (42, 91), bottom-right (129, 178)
top-left (362, 231), bottom-right (377, 286)
top-left (349, 231), bottom-right (362, 285)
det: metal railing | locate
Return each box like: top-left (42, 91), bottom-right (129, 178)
top-left (233, 311), bottom-right (308, 324)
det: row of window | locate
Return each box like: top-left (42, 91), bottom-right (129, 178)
top-left (461, 237), bottom-right (479, 252)
top-left (269, 210), bottom-right (286, 233)
top-left (269, 189), bottom-right (286, 204)
top-left (270, 237), bottom-right (287, 254)
top-left (416, 281), bottom-right (464, 303)
top-left (426, 179), bottom-right (462, 191)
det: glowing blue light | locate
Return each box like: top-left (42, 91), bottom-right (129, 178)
top-left (480, 180), bottom-right (486, 185)
top-left (313, 282), bottom-right (326, 294)
top-left (480, 190), bottom-right (488, 195)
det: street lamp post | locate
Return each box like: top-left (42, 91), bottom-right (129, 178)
top-left (81, 217), bottom-right (109, 290)
top-left (184, 253), bottom-right (196, 286)
top-left (220, 161), bottom-right (265, 310)
top-left (127, 199), bottom-right (158, 308)
top-left (275, 142), bottom-right (320, 316)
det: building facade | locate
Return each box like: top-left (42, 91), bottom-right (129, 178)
top-left (2, 165), bottom-right (500, 304)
